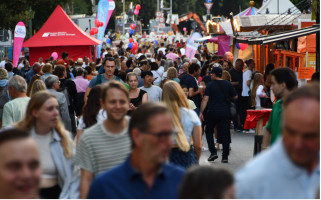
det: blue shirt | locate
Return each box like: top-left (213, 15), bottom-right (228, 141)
top-left (235, 139), bottom-right (320, 199)
top-left (87, 157), bottom-right (185, 199)
top-left (88, 74), bottom-right (123, 88)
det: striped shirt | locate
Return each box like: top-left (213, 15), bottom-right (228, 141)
top-left (73, 116), bottom-right (131, 177)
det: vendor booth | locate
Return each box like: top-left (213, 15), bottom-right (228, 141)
top-left (23, 5), bottom-right (101, 65)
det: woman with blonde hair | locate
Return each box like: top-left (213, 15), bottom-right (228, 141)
top-left (126, 72), bottom-right (148, 115)
top-left (29, 79), bottom-right (46, 97)
top-left (15, 91), bottom-right (79, 199)
top-left (251, 73), bottom-right (268, 109)
top-left (162, 80), bottom-right (202, 168)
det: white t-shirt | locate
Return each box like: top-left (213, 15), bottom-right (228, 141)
top-left (242, 69), bottom-right (252, 97)
top-left (139, 85), bottom-right (162, 102)
top-left (77, 109), bottom-right (108, 130)
top-left (158, 47), bottom-right (166, 55)
top-left (152, 66), bottom-right (164, 85)
top-left (0, 60), bottom-right (6, 68)
top-left (255, 85), bottom-right (266, 109)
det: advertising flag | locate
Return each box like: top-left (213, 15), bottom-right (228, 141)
top-left (13, 21), bottom-right (26, 67)
top-left (185, 32), bottom-right (202, 60)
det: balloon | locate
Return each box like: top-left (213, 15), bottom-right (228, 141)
top-left (236, 43), bottom-right (240, 50)
top-left (129, 29), bottom-right (134, 35)
top-left (89, 30), bottom-right (94, 35)
top-left (183, 27), bottom-right (187, 32)
top-left (154, 40), bottom-right (158, 45)
top-left (132, 42), bottom-right (138, 50)
top-left (99, 21), bottom-right (104, 27)
top-left (106, 38), bottom-right (111, 43)
top-left (129, 38), bottom-right (133, 43)
top-left (136, 4), bottom-right (141, 10)
top-left (130, 24), bottom-right (136, 30)
top-left (92, 27), bottom-right (98, 34)
top-left (128, 42), bottom-right (133, 49)
top-left (134, 9), bottom-right (139, 15)
top-left (95, 19), bottom-right (100, 27)
top-left (51, 52), bottom-right (58, 60)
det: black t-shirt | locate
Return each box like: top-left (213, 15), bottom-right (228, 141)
top-left (180, 74), bottom-right (202, 108)
top-left (204, 80), bottom-right (236, 115)
top-left (59, 79), bottom-right (77, 114)
top-left (229, 68), bottom-right (243, 95)
top-left (201, 75), bottom-right (211, 85)
top-left (128, 89), bottom-right (146, 115)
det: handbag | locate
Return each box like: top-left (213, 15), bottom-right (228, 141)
top-left (216, 80), bottom-right (237, 119)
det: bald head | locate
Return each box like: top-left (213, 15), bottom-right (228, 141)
top-left (224, 52), bottom-right (234, 63)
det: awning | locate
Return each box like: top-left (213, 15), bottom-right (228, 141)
top-left (194, 36), bottom-right (213, 43)
top-left (236, 24), bottom-right (320, 45)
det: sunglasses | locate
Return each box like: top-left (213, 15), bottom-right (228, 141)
top-left (142, 130), bottom-right (177, 142)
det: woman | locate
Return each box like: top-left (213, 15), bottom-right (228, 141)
top-left (27, 74), bottom-right (41, 97)
top-left (53, 65), bottom-right (78, 135)
top-left (200, 67), bottom-right (237, 163)
top-left (15, 91), bottom-right (79, 199)
top-left (29, 79), bottom-right (46, 97)
top-left (126, 72), bottom-right (148, 115)
top-left (251, 73), bottom-right (268, 109)
top-left (162, 59), bottom-right (174, 78)
top-left (151, 62), bottom-right (163, 85)
top-left (77, 85), bottom-right (107, 143)
top-left (162, 80), bottom-right (202, 169)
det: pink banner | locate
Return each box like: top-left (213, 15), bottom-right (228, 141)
top-left (185, 32), bottom-right (202, 60)
top-left (13, 21), bottom-right (26, 68)
top-left (106, 0), bottom-right (115, 29)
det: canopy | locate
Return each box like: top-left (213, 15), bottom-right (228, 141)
top-left (23, 5), bottom-right (101, 64)
top-left (194, 35), bottom-right (231, 56)
top-left (236, 6), bottom-right (258, 16)
top-left (256, 0), bottom-right (301, 15)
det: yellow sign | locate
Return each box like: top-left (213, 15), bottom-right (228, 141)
top-left (307, 53), bottom-right (316, 68)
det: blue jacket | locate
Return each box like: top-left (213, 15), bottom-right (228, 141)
top-left (31, 128), bottom-right (80, 198)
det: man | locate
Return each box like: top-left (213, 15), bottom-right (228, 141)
top-left (166, 48), bottom-right (178, 60)
top-left (87, 103), bottom-right (185, 199)
top-left (82, 56), bottom-right (90, 68)
top-left (178, 62), bottom-right (189, 80)
top-left (45, 75), bottom-right (72, 132)
top-left (0, 129), bottom-right (41, 199)
top-left (20, 60), bottom-right (31, 79)
top-left (74, 81), bottom-right (131, 198)
top-left (224, 51), bottom-right (234, 64)
top-left (262, 67), bottom-right (297, 147)
top-left (120, 60), bottom-right (127, 73)
top-left (235, 84), bottom-right (320, 199)
top-left (180, 63), bottom-right (203, 111)
top-left (2, 76), bottom-right (30, 128)
top-left (157, 43), bottom-right (166, 55)
top-left (139, 59), bottom-right (150, 72)
top-left (139, 71), bottom-right (162, 102)
top-left (241, 59), bottom-right (255, 132)
top-left (229, 59), bottom-right (244, 131)
top-left (4, 62), bottom-right (14, 79)
top-left (85, 57), bottom-right (123, 103)
top-left (26, 62), bottom-right (41, 85)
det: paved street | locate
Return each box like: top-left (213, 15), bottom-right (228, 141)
top-left (199, 130), bottom-right (257, 173)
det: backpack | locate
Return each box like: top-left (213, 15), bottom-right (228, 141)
top-left (0, 85), bottom-right (9, 118)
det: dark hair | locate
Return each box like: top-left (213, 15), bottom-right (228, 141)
top-left (270, 67), bottom-right (297, 91)
top-left (283, 83), bottom-right (319, 108)
top-left (179, 166), bottom-right (234, 199)
top-left (128, 103), bottom-right (169, 147)
top-left (32, 62), bottom-right (41, 74)
top-left (311, 72), bottom-right (319, 82)
top-left (150, 62), bottom-right (159, 71)
top-left (5, 62), bottom-right (13, 72)
top-left (62, 52), bottom-right (68, 59)
top-left (126, 59), bottom-right (133, 68)
top-left (245, 59), bottom-right (254, 66)
top-left (181, 85), bottom-right (188, 90)
top-left (0, 128), bottom-right (30, 146)
top-left (141, 70), bottom-right (153, 79)
top-left (188, 63), bottom-right (200, 74)
top-left (53, 65), bottom-right (66, 78)
top-left (102, 57), bottom-right (116, 67)
top-left (264, 63), bottom-right (275, 81)
top-left (200, 63), bottom-right (211, 77)
top-left (117, 71), bottom-right (127, 82)
top-left (138, 55), bottom-right (147, 62)
top-left (83, 85), bottom-right (102, 128)
top-left (84, 66), bottom-right (92, 75)
top-left (100, 80), bottom-right (129, 102)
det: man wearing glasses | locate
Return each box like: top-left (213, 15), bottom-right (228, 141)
top-left (87, 103), bottom-right (185, 199)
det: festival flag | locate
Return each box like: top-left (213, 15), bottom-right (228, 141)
top-left (97, 0), bottom-right (115, 58)
top-left (185, 32), bottom-right (202, 60)
top-left (13, 21), bottom-right (26, 67)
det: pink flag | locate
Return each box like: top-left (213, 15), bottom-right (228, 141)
top-left (185, 32), bottom-right (202, 60)
top-left (106, 0), bottom-right (115, 29)
top-left (13, 22), bottom-right (26, 68)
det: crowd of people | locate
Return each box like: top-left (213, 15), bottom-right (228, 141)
top-left (0, 38), bottom-right (319, 199)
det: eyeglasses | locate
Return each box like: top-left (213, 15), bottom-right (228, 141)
top-left (142, 130), bottom-right (177, 142)
top-left (105, 57), bottom-right (115, 61)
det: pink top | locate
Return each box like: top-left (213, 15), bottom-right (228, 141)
top-left (73, 76), bottom-right (89, 93)
top-left (166, 52), bottom-right (178, 61)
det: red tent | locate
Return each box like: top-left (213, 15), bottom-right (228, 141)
top-left (23, 5), bottom-right (101, 65)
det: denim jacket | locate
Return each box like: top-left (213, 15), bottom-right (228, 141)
top-left (31, 128), bottom-right (80, 198)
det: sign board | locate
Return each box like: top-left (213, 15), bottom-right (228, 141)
top-left (298, 67), bottom-right (315, 80)
top-left (204, 3), bottom-right (213, 11)
top-left (307, 53), bottom-right (316, 68)
top-left (156, 11), bottom-right (163, 18)
top-left (159, 17), bottom-right (165, 23)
